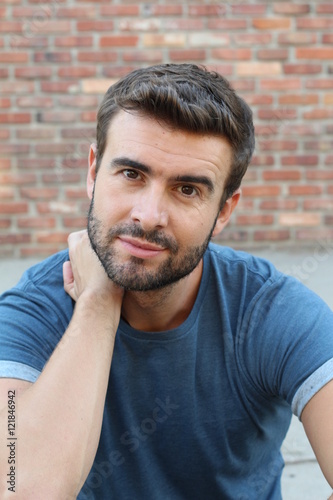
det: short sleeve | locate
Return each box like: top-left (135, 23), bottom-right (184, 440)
top-left (0, 252), bottom-right (73, 381)
top-left (237, 273), bottom-right (333, 418)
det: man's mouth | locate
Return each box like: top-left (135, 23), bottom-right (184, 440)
top-left (118, 236), bottom-right (167, 259)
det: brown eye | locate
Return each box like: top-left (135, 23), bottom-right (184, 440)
top-left (123, 169), bottom-right (140, 180)
top-left (180, 185), bottom-right (197, 197)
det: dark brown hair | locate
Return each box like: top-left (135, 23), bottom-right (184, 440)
top-left (96, 63), bottom-right (255, 207)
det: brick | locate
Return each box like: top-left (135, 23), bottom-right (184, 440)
top-left (278, 33), bottom-right (317, 45)
top-left (81, 111), bottom-right (97, 122)
top-left (257, 109), bottom-right (297, 120)
top-left (296, 229), bottom-right (333, 241)
top-left (305, 79), bottom-right (333, 89)
top-left (55, 36), bottom-right (93, 47)
top-left (0, 98), bottom-right (11, 108)
top-left (57, 6), bottom-right (96, 17)
top-left (169, 50), bottom-right (206, 61)
top-left (143, 33), bottom-right (186, 48)
top-left (163, 18), bottom-right (205, 32)
top-left (263, 170), bottom-right (301, 180)
top-left (284, 64), bottom-right (322, 74)
top-left (260, 200), bottom-right (297, 210)
top-left (297, 18), bottom-right (333, 29)
top-left (10, 36), bottom-right (48, 48)
top-left (57, 96), bottom-right (98, 108)
top-left (17, 158), bottom-right (56, 169)
top-left (303, 109), bottom-right (333, 120)
top-left (231, 4), bottom-right (267, 15)
top-left (0, 219), bottom-right (11, 229)
top-left (41, 81), bottom-right (80, 93)
top-left (62, 158), bottom-right (88, 169)
top-left (77, 21), bottom-right (114, 31)
top-left (281, 155), bottom-right (319, 166)
top-left (34, 52), bottom-right (72, 63)
top-left (20, 188), bottom-right (58, 199)
top-left (0, 144), bottom-right (29, 154)
top-left (103, 66), bottom-right (137, 78)
top-left (100, 5), bottom-right (139, 16)
top-left (0, 159), bottom-right (11, 169)
top-left (317, 3), bottom-right (333, 13)
top-left (0, 202), bottom-right (28, 214)
top-left (18, 217), bottom-right (56, 229)
top-left (0, 113), bottom-right (31, 124)
top-left (58, 67), bottom-right (96, 78)
top-left (35, 143), bottom-right (75, 154)
top-left (189, 5), bottom-right (225, 16)
top-left (281, 124), bottom-right (322, 136)
top-left (63, 217), bottom-right (87, 228)
top-left (206, 64), bottom-right (233, 77)
top-left (27, 20), bottom-right (71, 34)
top-left (123, 50), bottom-right (163, 63)
top-left (36, 112), bottom-right (77, 123)
top-left (0, 234), bottom-right (30, 245)
top-left (82, 79), bottom-right (115, 94)
top-left (212, 49), bottom-right (252, 60)
top-left (296, 48), bottom-right (333, 60)
top-left (188, 33), bottom-right (229, 48)
top-left (253, 18), bottom-right (291, 30)
top-left (242, 185), bottom-right (281, 197)
top-left (15, 67), bottom-right (52, 79)
top-left (325, 216), bottom-right (333, 226)
top-left (142, 5), bottom-right (182, 16)
top-left (250, 155), bottom-right (275, 166)
top-left (207, 20), bottom-right (247, 30)
top-left (254, 230), bottom-right (290, 241)
top-left (273, 3), bottom-right (310, 15)
top-left (0, 187), bottom-right (14, 199)
top-left (0, 81), bottom-right (35, 95)
top-left (100, 36), bottom-right (139, 47)
top-left (78, 51), bottom-right (118, 63)
top-left (289, 186), bottom-right (322, 196)
top-left (0, 173), bottom-right (36, 185)
top-left (20, 247), bottom-right (62, 258)
top-left (278, 94), bottom-right (319, 105)
top-left (279, 213), bottom-right (320, 226)
top-left (236, 215), bottom-right (273, 225)
top-left (0, 68), bottom-right (8, 78)
top-left (65, 188), bottom-right (87, 199)
top-left (0, 130), bottom-right (9, 139)
top-left (234, 34), bottom-right (272, 46)
top-left (237, 62), bottom-right (281, 77)
top-left (260, 79), bottom-right (301, 90)
top-left (323, 34), bottom-right (333, 44)
top-left (304, 199), bottom-right (333, 210)
top-left (119, 19), bottom-right (161, 31)
top-left (16, 97), bottom-right (53, 108)
top-left (0, 52), bottom-right (28, 62)
top-left (61, 127), bottom-right (95, 139)
top-left (37, 201), bottom-right (78, 214)
top-left (36, 232), bottom-right (69, 244)
top-left (242, 95), bottom-right (273, 106)
top-left (257, 49), bottom-right (288, 60)
top-left (0, 21), bottom-right (22, 32)
top-left (326, 155), bottom-right (333, 165)
top-left (42, 173), bottom-right (81, 184)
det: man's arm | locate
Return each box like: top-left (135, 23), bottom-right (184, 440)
top-left (0, 230), bottom-right (123, 499)
top-left (302, 378), bottom-right (333, 488)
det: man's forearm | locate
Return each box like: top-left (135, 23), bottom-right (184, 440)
top-left (0, 291), bottom-right (120, 499)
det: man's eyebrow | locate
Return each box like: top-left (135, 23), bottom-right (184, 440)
top-left (110, 157), bottom-right (152, 174)
top-left (173, 175), bottom-right (215, 193)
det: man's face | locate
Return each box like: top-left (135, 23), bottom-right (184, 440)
top-left (87, 111), bottom-right (236, 291)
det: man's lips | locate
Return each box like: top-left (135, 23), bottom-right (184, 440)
top-left (118, 236), bottom-right (167, 259)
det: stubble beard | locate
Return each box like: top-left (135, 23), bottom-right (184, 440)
top-left (87, 195), bottom-right (216, 292)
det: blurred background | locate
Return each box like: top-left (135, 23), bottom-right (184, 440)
top-left (0, 0), bottom-right (332, 258)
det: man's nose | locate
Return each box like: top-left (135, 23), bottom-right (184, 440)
top-left (130, 185), bottom-right (169, 231)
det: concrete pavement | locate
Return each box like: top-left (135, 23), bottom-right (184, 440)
top-left (1, 244), bottom-right (333, 499)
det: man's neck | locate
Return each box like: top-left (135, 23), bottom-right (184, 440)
top-left (121, 260), bottom-right (203, 332)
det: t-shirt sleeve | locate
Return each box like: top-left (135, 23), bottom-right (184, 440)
top-left (237, 272), bottom-right (333, 420)
top-left (0, 269), bottom-right (73, 382)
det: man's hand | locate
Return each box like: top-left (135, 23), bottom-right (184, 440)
top-left (63, 230), bottom-right (124, 304)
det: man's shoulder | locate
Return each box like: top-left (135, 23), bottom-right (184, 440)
top-left (206, 243), bottom-right (279, 285)
top-left (17, 249), bottom-right (69, 292)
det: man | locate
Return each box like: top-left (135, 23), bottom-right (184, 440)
top-left (0, 63), bottom-right (332, 499)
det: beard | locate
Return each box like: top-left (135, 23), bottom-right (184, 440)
top-left (87, 195), bottom-right (216, 292)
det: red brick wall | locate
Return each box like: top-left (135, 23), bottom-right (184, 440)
top-left (0, 1), bottom-right (333, 257)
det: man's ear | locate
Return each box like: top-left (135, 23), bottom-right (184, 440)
top-left (212, 188), bottom-right (241, 238)
top-left (87, 143), bottom-right (97, 200)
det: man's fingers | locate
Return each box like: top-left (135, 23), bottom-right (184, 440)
top-left (63, 261), bottom-right (76, 300)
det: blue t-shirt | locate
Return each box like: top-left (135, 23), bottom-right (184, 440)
top-left (1, 243), bottom-right (333, 499)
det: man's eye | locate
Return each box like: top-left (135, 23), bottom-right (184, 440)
top-left (179, 185), bottom-right (198, 197)
top-left (123, 169), bottom-right (140, 180)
